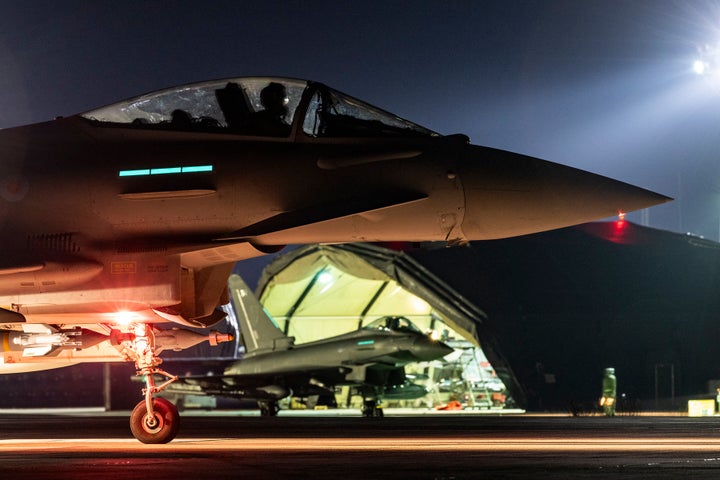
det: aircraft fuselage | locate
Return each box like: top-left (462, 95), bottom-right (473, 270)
top-left (224, 328), bottom-right (452, 377)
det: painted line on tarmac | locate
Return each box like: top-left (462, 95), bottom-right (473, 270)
top-left (3, 437), bottom-right (720, 453)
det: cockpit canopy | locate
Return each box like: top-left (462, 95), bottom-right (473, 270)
top-left (364, 315), bottom-right (423, 334)
top-left (81, 77), bottom-right (438, 139)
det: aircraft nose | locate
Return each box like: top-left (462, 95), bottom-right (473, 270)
top-left (455, 146), bottom-right (671, 240)
top-left (411, 336), bottom-right (454, 362)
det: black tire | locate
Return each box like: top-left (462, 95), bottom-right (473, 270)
top-left (362, 400), bottom-right (383, 418)
top-left (130, 397), bottom-right (180, 444)
top-left (259, 401), bottom-right (280, 417)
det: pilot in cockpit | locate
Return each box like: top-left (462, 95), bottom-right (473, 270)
top-left (385, 316), bottom-right (400, 331)
top-left (248, 82), bottom-right (291, 137)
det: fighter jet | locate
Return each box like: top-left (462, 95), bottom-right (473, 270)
top-left (0, 77), bottom-right (669, 443)
top-left (154, 274), bottom-right (451, 418)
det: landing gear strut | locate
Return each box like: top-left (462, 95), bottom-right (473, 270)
top-left (258, 400), bottom-right (280, 417)
top-left (355, 386), bottom-right (384, 418)
top-left (362, 399), bottom-right (384, 418)
top-left (125, 324), bottom-right (180, 443)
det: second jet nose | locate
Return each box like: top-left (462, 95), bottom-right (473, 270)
top-left (455, 146), bottom-right (671, 240)
top-left (411, 335), bottom-right (454, 362)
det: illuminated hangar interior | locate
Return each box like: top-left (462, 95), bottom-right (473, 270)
top-left (249, 243), bottom-right (523, 409)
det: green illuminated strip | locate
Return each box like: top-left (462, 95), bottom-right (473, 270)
top-left (150, 167), bottom-right (182, 175)
top-left (119, 169), bottom-right (151, 177)
top-left (119, 165), bottom-right (213, 177)
top-left (182, 165), bottom-right (213, 173)
top-left (357, 340), bottom-right (375, 346)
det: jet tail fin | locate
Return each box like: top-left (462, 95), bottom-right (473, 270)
top-left (228, 274), bottom-right (293, 356)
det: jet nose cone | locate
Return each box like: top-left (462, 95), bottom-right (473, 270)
top-left (457, 146), bottom-right (671, 240)
top-left (412, 336), bottom-right (454, 361)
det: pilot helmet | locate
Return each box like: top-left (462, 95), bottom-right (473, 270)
top-left (260, 82), bottom-right (289, 109)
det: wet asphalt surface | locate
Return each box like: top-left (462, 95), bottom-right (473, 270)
top-left (2, 411), bottom-right (720, 479)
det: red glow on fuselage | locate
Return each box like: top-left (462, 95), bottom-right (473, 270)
top-left (615, 212), bottom-right (627, 232)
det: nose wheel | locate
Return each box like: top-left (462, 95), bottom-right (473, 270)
top-left (130, 397), bottom-right (179, 444)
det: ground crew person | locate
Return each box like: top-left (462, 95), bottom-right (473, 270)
top-left (600, 367), bottom-right (617, 416)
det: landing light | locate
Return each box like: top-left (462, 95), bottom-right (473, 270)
top-left (112, 310), bottom-right (142, 325)
top-left (694, 60), bottom-right (707, 75)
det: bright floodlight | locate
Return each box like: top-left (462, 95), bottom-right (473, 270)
top-left (317, 271), bottom-right (333, 284)
top-left (694, 59), bottom-right (707, 75)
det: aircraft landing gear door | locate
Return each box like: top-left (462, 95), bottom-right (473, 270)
top-left (127, 323), bottom-right (180, 443)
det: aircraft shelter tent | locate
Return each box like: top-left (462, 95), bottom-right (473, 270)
top-left (252, 243), bottom-right (524, 407)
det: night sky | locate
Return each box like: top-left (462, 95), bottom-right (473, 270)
top-left (2, 1), bottom-right (720, 239)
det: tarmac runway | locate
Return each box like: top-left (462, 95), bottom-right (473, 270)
top-left (2, 409), bottom-right (720, 479)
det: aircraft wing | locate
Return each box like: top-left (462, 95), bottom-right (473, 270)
top-left (150, 361), bottom-right (410, 401)
top-left (140, 369), bottom-right (337, 402)
top-left (178, 241), bottom-right (281, 269)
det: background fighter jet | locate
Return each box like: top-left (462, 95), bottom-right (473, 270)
top-left (153, 274), bottom-right (452, 417)
top-left (0, 77), bottom-right (669, 442)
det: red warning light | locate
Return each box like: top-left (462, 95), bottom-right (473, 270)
top-left (615, 212), bottom-right (627, 232)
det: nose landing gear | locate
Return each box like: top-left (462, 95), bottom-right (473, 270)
top-left (362, 398), bottom-right (384, 418)
top-left (360, 386), bottom-right (384, 418)
top-left (125, 323), bottom-right (180, 444)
